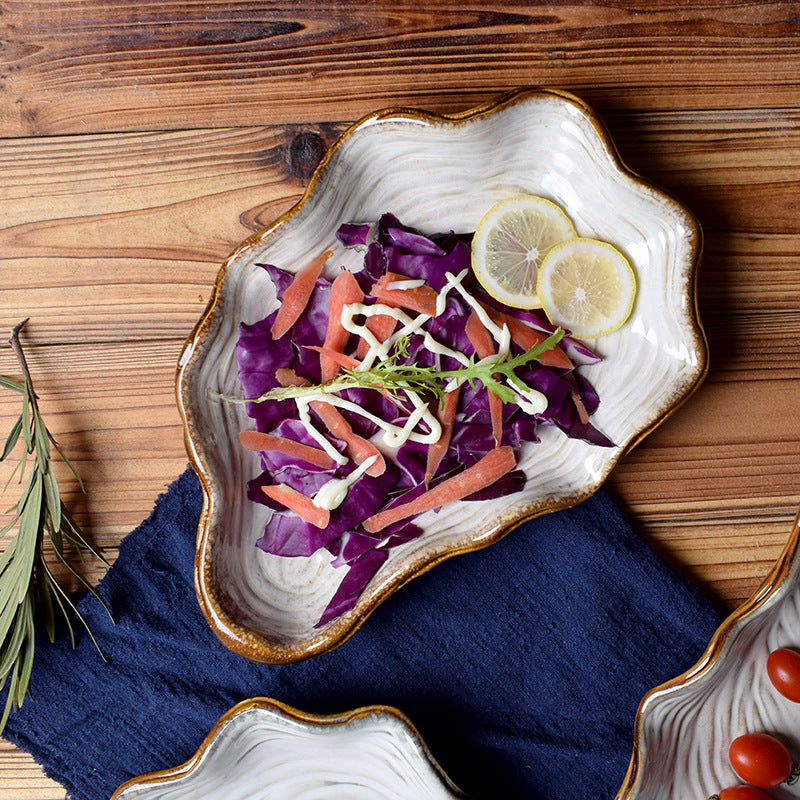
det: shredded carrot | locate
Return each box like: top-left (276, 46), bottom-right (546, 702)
top-left (465, 310), bottom-right (504, 447)
top-left (482, 305), bottom-right (573, 370)
top-left (465, 309), bottom-right (495, 360)
top-left (261, 484), bottom-right (330, 529)
top-left (304, 346), bottom-right (361, 373)
top-left (424, 386), bottom-right (460, 487)
top-left (357, 312), bottom-right (397, 359)
top-left (275, 368), bottom-right (309, 388)
top-left (238, 430), bottom-right (334, 470)
top-left (273, 369), bottom-right (386, 475)
top-left (320, 269), bottom-right (364, 382)
top-left (371, 272), bottom-right (438, 316)
top-left (310, 400), bottom-right (386, 477)
top-left (364, 446), bottom-right (517, 533)
top-left (571, 386), bottom-right (590, 425)
top-left (270, 249), bottom-right (334, 340)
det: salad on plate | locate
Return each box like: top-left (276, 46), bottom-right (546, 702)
top-left (231, 201), bottom-right (635, 626)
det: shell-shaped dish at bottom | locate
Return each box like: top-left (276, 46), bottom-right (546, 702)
top-left (619, 507), bottom-right (800, 799)
top-left (111, 699), bottom-right (466, 800)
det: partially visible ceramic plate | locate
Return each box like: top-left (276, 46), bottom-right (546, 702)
top-left (619, 506), bottom-right (800, 799)
top-left (111, 699), bottom-right (465, 800)
top-left (177, 87), bottom-right (706, 663)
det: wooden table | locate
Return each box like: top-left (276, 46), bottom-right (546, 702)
top-left (1, 2), bottom-right (799, 796)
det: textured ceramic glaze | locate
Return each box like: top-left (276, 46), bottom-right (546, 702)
top-left (177, 87), bottom-right (706, 663)
top-left (112, 700), bottom-right (465, 800)
top-left (619, 509), bottom-right (800, 800)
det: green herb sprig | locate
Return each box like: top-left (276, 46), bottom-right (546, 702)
top-left (0, 319), bottom-right (110, 733)
top-left (227, 328), bottom-right (565, 407)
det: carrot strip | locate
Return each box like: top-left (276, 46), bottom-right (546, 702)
top-left (270, 249), bottom-right (334, 340)
top-left (364, 446), bottom-right (517, 533)
top-left (371, 272), bottom-right (438, 316)
top-left (357, 312), bottom-right (397, 359)
top-left (570, 386), bottom-right (590, 425)
top-left (261, 484), bottom-right (330, 529)
top-left (238, 430), bottom-right (334, 470)
top-left (465, 309), bottom-right (495, 360)
top-left (320, 269), bottom-right (364, 382)
top-left (465, 310), bottom-right (504, 447)
top-left (304, 346), bottom-right (361, 373)
top-left (275, 368), bottom-right (309, 388)
top-left (424, 386), bottom-right (461, 487)
top-left (482, 306), bottom-right (573, 370)
top-left (273, 369), bottom-right (386, 474)
top-left (310, 400), bottom-right (386, 477)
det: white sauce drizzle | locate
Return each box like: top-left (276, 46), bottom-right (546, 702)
top-left (313, 454), bottom-right (379, 510)
top-left (296, 401), bottom-right (349, 465)
top-left (297, 391), bottom-right (441, 450)
top-left (505, 374), bottom-right (548, 415)
top-left (444, 270), bottom-right (511, 357)
top-left (385, 278), bottom-right (425, 290)
top-left (288, 264), bottom-right (551, 509)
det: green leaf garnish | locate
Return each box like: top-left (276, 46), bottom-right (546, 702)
top-left (0, 320), bottom-right (111, 733)
top-left (227, 328), bottom-right (565, 407)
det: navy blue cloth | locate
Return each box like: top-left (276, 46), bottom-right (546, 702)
top-left (2, 468), bottom-right (722, 799)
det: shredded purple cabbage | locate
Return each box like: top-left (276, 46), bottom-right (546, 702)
top-left (236, 213), bottom-right (613, 625)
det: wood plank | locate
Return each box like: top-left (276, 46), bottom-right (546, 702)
top-left (0, 741), bottom-right (65, 799)
top-left (0, 337), bottom-right (189, 591)
top-left (3, 1), bottom-right (800, 136)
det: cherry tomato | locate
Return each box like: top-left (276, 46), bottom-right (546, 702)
top-left (767, 647), bottom-right (800, 702)
top-left (718, 786), bottom-right (773, 800)
top-left (729, 732), bottom-right (793, 788)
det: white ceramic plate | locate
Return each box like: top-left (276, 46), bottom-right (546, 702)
top-left (619, 508), bottom-right (800, 800)
top-left (111, 699), bottom-right (465, 800)
top-left (177, 87), bottom-right (706, 663)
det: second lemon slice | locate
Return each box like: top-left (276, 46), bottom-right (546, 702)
top-left (471, 195), bottom-right (577, 309)
top-left (536, 237), bottom-right (637, 338)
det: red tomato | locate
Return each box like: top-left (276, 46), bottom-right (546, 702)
top-left (718, 786), bottom-right (773, 800)
top-left (729, 732), bottom-right (793, 788)
top-left (767, 647), bottom-right (800, 702)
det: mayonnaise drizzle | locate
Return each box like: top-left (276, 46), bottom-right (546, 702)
top-left (296, 390), bottom-right (441, 451)
top-left (313, 454), bottom-right (379, 510)
top-left (444, 270), bottom-right (511, 357)
top-left (290, 264), bottom-right (549, 508)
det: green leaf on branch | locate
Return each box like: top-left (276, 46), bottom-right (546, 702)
top-left (0, 319), bottom-right (111, 733)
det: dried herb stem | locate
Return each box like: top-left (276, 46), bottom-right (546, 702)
top-left (0, 320), bottom-right (111, 733)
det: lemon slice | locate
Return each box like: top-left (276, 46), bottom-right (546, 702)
top-left (471, 195), bottom-right (577, 309)
top-left (536, 237), bottom-right (637, 338)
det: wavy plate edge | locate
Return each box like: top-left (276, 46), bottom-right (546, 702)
top-left (175, 86), bottom-right (708, 664)
top-left (110, 697), bottom-right (467, 799)
top-left (617, 505), bottom-right (800, 798)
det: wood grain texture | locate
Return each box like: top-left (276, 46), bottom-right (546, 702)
top-left (2, 1), bottom-right (800, 135)
top-left (0, 740), bottom-right (65, 798)
top-left (2, 1), bottom-right (800, 797)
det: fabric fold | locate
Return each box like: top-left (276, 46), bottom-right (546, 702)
top-left (2, 467), bottom-right (723, 800)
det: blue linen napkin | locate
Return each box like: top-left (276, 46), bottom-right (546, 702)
top-left (2, 467), bottom-right (723, 800)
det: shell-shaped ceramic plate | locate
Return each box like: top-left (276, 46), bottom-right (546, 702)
top-left (111, 699), bottom-right (465, 800)
top-left (619, 507), bottom-right (800, 799)
top-left (177, 87), bottom-right (706, 663)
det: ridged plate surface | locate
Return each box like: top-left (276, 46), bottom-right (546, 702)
top-left (620, 509), bottom-right (800, 799)
top-left (112, 700), bottom-right (465, 800)
top-left (177, 87), bottom-right (706, 663)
